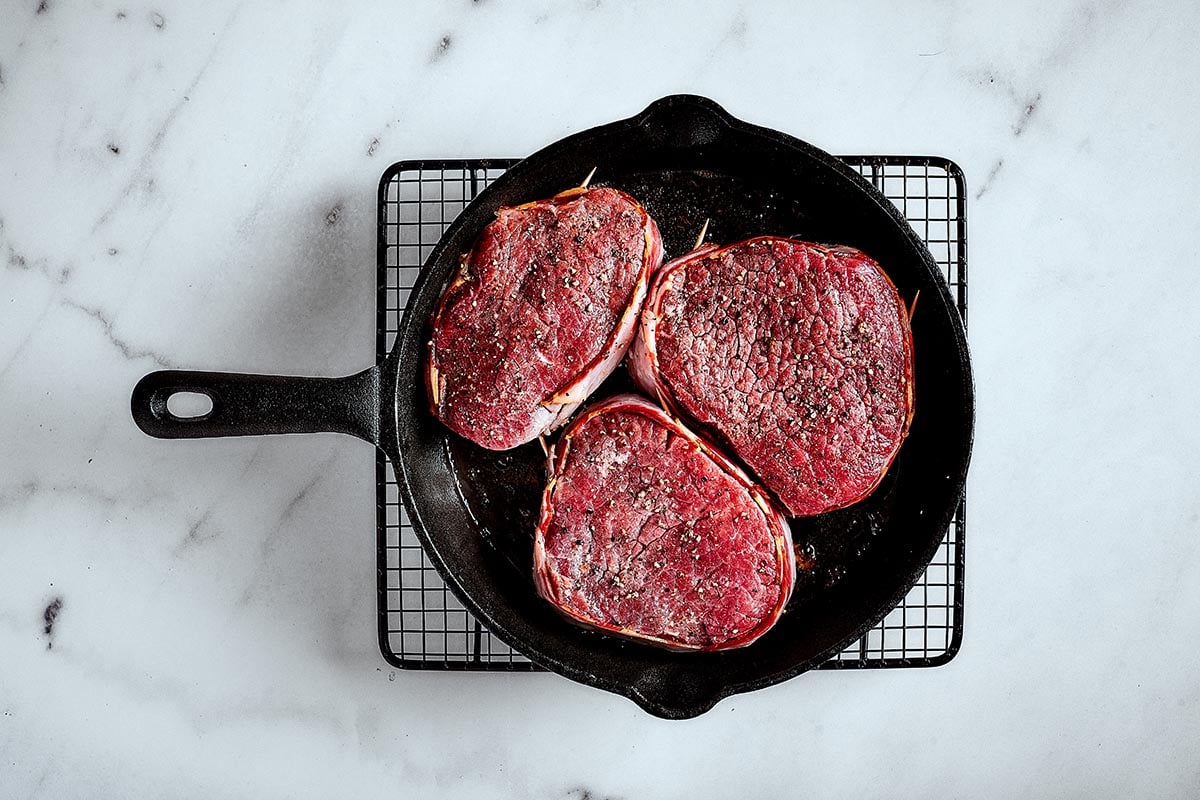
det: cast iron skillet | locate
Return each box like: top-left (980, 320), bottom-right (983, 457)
top-left (131, 95), bottom-right (974, 719)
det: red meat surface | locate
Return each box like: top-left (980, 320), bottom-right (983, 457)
top-left (428, 186), bottom-right (663, 450)
top-left (533, 394), bottom-right (795, 651)
top-left (630, 237), bottom-right (914, 517)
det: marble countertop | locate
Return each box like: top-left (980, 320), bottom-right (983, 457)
top-left (3, 1), bottom-right (1199, 797)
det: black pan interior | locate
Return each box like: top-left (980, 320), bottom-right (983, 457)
top-left (388, 96), bottom-right (973, 718)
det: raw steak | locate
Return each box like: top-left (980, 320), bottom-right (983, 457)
top-left (533, 394), bottom-right (795, 651)
top-left (629, 237), bottom-right (914, 517)
top-left (427, 186), bottom-right (663, 450)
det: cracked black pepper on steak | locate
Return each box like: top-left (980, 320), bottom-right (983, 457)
top-left (534, 394), bottom-right (794, 651)
top-left (630, 236), bottom-right (914, 517)
top-left (427, 186), bottom-right (662, 450)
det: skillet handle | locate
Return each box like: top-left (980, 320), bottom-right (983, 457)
top-left (131, 367), bottom-right (380, 446)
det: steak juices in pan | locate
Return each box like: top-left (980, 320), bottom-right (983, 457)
top-left (427, 183), bottom-right (914, 651)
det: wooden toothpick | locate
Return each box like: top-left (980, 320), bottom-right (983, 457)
top-left (579, 166), bottom-right (598, 190)
top-left (693, 218), bottom-right (710, 251)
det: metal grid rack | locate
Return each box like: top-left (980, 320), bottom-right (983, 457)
top-left (377, 157), bottom-right (967, 671)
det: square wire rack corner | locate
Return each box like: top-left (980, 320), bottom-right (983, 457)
top-left (377, 157), bottom-right (967, 671)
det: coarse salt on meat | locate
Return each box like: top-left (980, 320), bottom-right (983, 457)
top-left (629, 237), bottom-right (914, 517)
top-left (533, 394), bottom-right (795, 651)
top-left (427, 186), bottom-right (663, 450)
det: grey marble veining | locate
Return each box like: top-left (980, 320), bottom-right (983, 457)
top-left (2, 1), bottom-right (1200, 797)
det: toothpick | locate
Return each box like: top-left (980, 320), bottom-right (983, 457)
top-left (693, 218), bottom-right (710, 251)
top-left (654, 385), bottom-right (671, 413)
top-left (579, 166), bottom-right (597, 190)
top-left (907, 290), bottom-right (921, 321)
top-left (538, 435), bottom-right (549, 457)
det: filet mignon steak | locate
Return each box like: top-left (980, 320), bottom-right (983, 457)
top-left (630, 237), bottom-right (914, 517)
top-left (427, 186), bottom-right (663, 450)
top-left (533, 394), bottom-right (795, 651)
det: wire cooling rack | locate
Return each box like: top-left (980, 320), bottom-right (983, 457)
top-left (377, 157), bottom-right (967, 671)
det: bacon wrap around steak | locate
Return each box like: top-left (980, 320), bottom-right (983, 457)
top-left (629, 237), bottom-right (914, 517)
top-left (533, 394), bottom-right (795, 651)
top-left (428, 186), bottom-right (663, 450)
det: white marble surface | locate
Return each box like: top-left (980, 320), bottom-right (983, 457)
top-left (3, 0), bottom-right (1199, 796)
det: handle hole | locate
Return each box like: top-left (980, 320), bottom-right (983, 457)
top-left (166, 391), bottom-right (214, 419)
